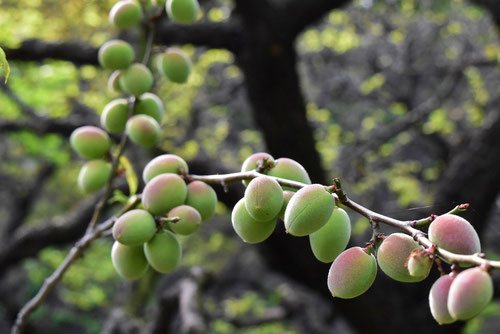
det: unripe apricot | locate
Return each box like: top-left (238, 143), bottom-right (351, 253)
top-left (327, 247), bottom-right (377, 299)
top-left (240, 152), bottom-right (275, 187)
top-left (429, 274), bottom-right (456, 325)
top-left (126, 115), bottom-right (161, 148)
top-left (278, 190), bottom-right (294, 221)
top-left (167, 205), bottom-right (201, 235)
top-left (185, 181), bottom-right (217, 221)
top-left (244, 176), bottom-right (283, 222)
top-left (135, 93), bottom-right (165, 123)
top-left (428, 214), bottom-right (481, 255)
top-left (119, 63), bottom-right (153, 96)
top-left (142, 154), bottom-right (189, 183)
top-left (284, 184), bottom-right (334, 236)
top-left (78, 160), bottom-right (112, 193)
top-left (309, 208), bottom-right (351, 263)
top-left (70, 126), bottom-right (111, 160)
top-left (108, 70), bottom-right (123, 94)
top-left (142, 174), bottom-right (187, 215)
top-left (98, 40), bottom-right (134, 70)
top-left (144, 230), bottom-right (182, 273)
top-left (109, 0), bottom-right (143, 29)
top-left (158, 48), bottom-right (192, 84)
top-left (268, 158), bottom-right (311, 191)
top-left (377, 233), bottom-right (429, 283)
top-left (448, 267), bottom-right (493, 320)
top-left (231, 198), bottom-right (276, 244)
top-left (111, 241), bottom-right (149, 280)
top-left (407, 250), bottom-right (433, 278)
top-left (101, 98), bottom-right (129, 133)
top-left (112, 209), bottom-right (156, 246)
top-left (166, 0), bottom-right (200, 24)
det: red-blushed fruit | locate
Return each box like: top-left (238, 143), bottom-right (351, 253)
top-left (377, 233), bottom-right (429, 282)
top-left (134, 92), bottom-right (165, 123)
top-left (268, 158), bottom-right (311, 191)
top-left (101, 98), bottom-right (129, 133)
top-left (108, 70), bottom-right (123, 94)
top-left (448, 267), bottom-right (493, 320)
top-left (428, 214), bottom-right (481, 255)
top-left (185, 181), bottom-right (217, 221)
top-left (119, 63), bottom-right (153, 96)
top-left (142, 154), bottom-right (189, 183)
top-left (157, 48), bottom-right (192, 84)
top-left (284, 184), bottom-right (334, 236)
top-left (144, 230), bottom-right (182, 273)
top-left (98, 39), bottom-right (134, 70)
top-left (142, 174), bottom-right (187, 215)
top-left (77, 160), bottom-right (112, 193)
top-left (126, 114), bottom-right (161, 148)
top-left (278, 190), bottom-right (294, 221)
top-left (240, 152), bottom-right (275, 186)
top-left (309, 208), bottom-right (351, 263)
top-left (167, 205), bottom-right (202, 235)
top-left (166, 0), bottom-right (200, 24)
top-left (112, 209), bottom-right (156, 246)
top-left (70, 126), bottom-right (111, 160)
top-left (406, 250), bottom-right (433, 278)
top-left (429, 274), bottom-right (456, 325)
top-left (109, 0), bottom-right (143, 29)
top-left (327, 247), bottom-right (377, 299)
top-left (231, 198), bottom-right (276, 244)
top-left (111, 241), bottom-right (149, 280)
top-left (244, 176), bottom-right (284, 222)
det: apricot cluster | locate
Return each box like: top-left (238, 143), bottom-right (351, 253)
top-left (111, 154), bottom-right (217, 279)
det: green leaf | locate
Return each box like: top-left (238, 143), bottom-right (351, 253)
top-left (0, 47), bottom-right (11, 83)
top-left (119, 156), bottom-right (138, 195)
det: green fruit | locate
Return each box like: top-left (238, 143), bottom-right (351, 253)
top-left (231, 198), bottom-right (276, 244)
top-left (268, 158), bottom-right (311, 191)
top-left (112, 209), bottom-right (156, 246)
top-left (166, 0), bottom-right (200, 24)
top-left (101, 98), bottom-right (129, 133)
top-left (284, 184), bottom-right (334, 236)
top-left (111, 241), bottom-right (149, 280)
top-left (429, 274), bottom-right (456, 325)
top-left (119, 63), bottom-right (153, 96)
top-left (448, 267), bottom-right (493, 320)
top-left (309, 208), bottom-right (351, 263)
top-left (167, 205), bottom-right (202, 235)
top-left (428, 214), bottom-right (481, 255)
top-left (244, 176), bottom-right (283, 222)
top-left (98, 39), bottom-right (134, 70)
top-left (144, 230), bottom-right (182, 273)
top-left (185, 181), bottom-right (217, 221)
top-left (142, 174), bottom-right (187, 215)
top-left (377, 233), bottom-right (428, 283)
top-left (142, 154), bottom-right (189, 183)
top-left (240, 152), bottom-right (275, 186)
top-left (158, 48), bottom-right (192, 84)
top-left (407, 250), bottom-right (433, 278)
top-left (70, 126), bottom-right (111, 160)
top-left (327, 247), bottom-right (377, 299)
top-left (77, 160), bottom-right (112, 193)
top-left (109, 0), bottom-right (143, 29)
top-left (126, 115), bottom-right (161, 148)
top-left (108, 70), bottom-right (123, 94)
top-left (135, 93), bottom-right (165, 123)
top-left (278, 190), bottom-right (294, 221)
